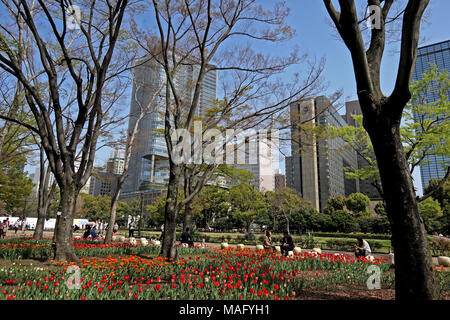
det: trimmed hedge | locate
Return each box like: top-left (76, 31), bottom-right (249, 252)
top-left (311, 232), bottom-right (391, 240)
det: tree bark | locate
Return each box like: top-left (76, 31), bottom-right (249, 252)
top-left (105, 176), bottom-right (124, 243)
top-left (52, 184), bottom-right (80, 263)
top-left (365, 109), bottom-right (438, 300)
top-left (34, 146), bottom-right (56, 240)
top-left (160, 164), bottom-right (182, 260)
top-left (183, 201), bottom-right (193, 232)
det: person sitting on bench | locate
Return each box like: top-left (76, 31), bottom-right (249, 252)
top-left (281, 230), bottom-right (294, 256)
top-left (181, 227), bottom-right (194, 247)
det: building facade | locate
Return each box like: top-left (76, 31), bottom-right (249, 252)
top-left (106, 149), bottom-right (125, 175)
top-left (89, 171), bottom-right (120, 198)
top-left (285, 96), bottom-right (360, 211)
top-left (344, 100), bottom-right (381, 199)
top-left (412, 40), bottom-right (450, 190)
top-left (123, 54), bottom-right (217, 193)
top-left (274, 172), bottom-right (286, 190)
top-left (232, 132), bottom-right (276, 192)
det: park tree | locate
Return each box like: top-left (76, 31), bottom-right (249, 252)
top-left (424, 178), bottom-right (450, 216)
top-left (418, 197), bottom-right (443, 233)
top-left (330, 209), bottom-right (359, 233)
top-left (191, 185), bottom-right (230, 230)
top-left (146, 196), bottom-right (168, 227)
top-left (345, 192), bottom-right (371, 216)
top-left (33, 144), bottom-right (58, 239)
top-left (228, 183), bottom-right (267, 234)
top-left (327, 195), bottom-right (347, 211)
top-left (0, 156), bottom-right (33, 215)
top-left (134, 0), bottom-right (325, 259)
top-left (0, 0), bottom-right (131, 261)
top-left (79, 194), bottom-right (113, 221)
top-left (265, 188), bottom-right (304, 234)
top-left (323, 0), bottom-right (438, 299)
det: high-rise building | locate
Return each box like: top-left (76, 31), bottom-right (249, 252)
top-left (285, 96), bottom-right (359, 211)
top-left (232, 132), bottom-right (276, 192)
top-left (123, 54), bottom-right (217, 193)
top-left (106, 149), bottom-right (125, 175)
top-left (274, 172), bottom-right (286, 190)
top-left (89, 171), bottom-right (120, 197)
top-left (344, 100), bottom-right (381, 199)
top-left (412, 40), bottom-right (450, 191)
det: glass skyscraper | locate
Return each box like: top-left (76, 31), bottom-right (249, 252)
top-left (412, 40), bottom-right (450, 191)
top-left (123, 55), bottom-right (217, 193)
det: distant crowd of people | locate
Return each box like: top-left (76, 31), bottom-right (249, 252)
top-left (81, 220), bottom-right (120, 239)
top-left (0, 218), bottom-right (30, 238)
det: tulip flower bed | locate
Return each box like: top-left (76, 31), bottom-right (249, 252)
top-left (0, 238), bottom-right (163, 260)
top-left (0, 242), bottom-right (448, 300)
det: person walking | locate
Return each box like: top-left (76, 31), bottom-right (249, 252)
top-left (113, 222), bottom-right (119, 236)
top-left (2, 220), bottom-right (8, 238)
top-left (128, 219), bottom-right (136, 238)
top-left (21, 218), bottom-right (27, 234)
top-left (0, 221), bottom-right (4, 239)
top-left (14, 220), bottom-right (19, 234)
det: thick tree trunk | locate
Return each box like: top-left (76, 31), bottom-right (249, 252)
top-left (53, 185), bottom-right (80, 263)
top-left (183, 201), bottom-right (193, 232)
top-left (34, 160), bottom-right (56, 240)
top-left (366, 114), bottom-right (438, 300)
top-left (105, 176), bottom-right (124, 243)
top-left (160, 164), bottom-right (182, 260)
top-left (104, 196), bottom-right (119, 243)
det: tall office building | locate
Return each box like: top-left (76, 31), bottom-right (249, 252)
top-left (89, 171), bottom-right (120, 197)
top-left (344, 100), bottom-right (381, 199)
top-left (285, 96), bottom-right (359, 211)
top-left (274, 169), bottom-right (286, 190)
top-left (233, 134), bottom-right (276, 192)
top-left (106, 149), bottom-right (125, 175)
top-left (123, 54), bottom-right (217, 193)
top-left (412, 40), bottom-right (450, 190)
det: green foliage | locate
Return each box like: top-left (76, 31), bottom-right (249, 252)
top-left (419, 197), bottom-right (443, 233)
top-left (330, 210), bottom-right (359, 233)
top-left (404, 64), bottom-right (450, 172)
top-left (0, 156), bottom-right (33, 215)
top-left (424, 178), bottom-right (450, 216)
top-left (265, 188), bottom-right (305, 232)
top-left (419, 197), bottom-right (443, 220)
top-left (228, 183), bottom-right (268, 231)
top-left (146, 196), bottom-right (167, 227)
top-left (78, 194), bottom-right (128, 222)
top-left (79, 194), bottom-right (112, 221)
top-left (191, 185), bottom-right (230, 229)
top-left (374, 202), bottom-right (387, 216)
top-left (327, 195), bottom-right (346, 211)
top-left (327, 65), bottom-right (450, 200)
top-left (345, 193), bottom-right (370, 215)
